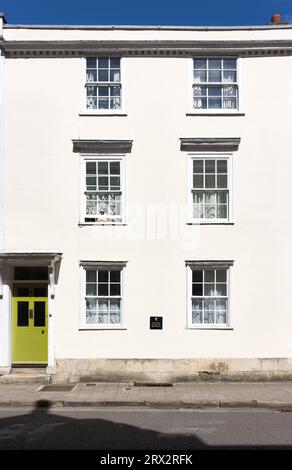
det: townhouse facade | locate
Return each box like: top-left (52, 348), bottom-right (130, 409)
top-left (0, 13), bottom-right (292, 382)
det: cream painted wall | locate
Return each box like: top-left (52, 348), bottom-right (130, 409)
top-left (3, 26), bottom-right (292, 361)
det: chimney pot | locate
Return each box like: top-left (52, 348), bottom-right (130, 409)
top-left (271, 13), bottom-right (282, 24)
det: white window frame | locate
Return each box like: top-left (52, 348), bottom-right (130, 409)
top-left (187, 152), bottom-right (233, 224)
top-left (80, 154), bottom-right (126, 225)
top-left (81, 57), bottom-right (126, 115)
top-left (189, 57), bottom-right (241, 114)
top-left (80, 264), bottom-right (126, 330)
top-left (186, 264), bottom-right (232, 329)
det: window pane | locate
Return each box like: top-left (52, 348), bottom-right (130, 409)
top-left (110, 70), bottom-right (121, 82)
top-left (217, 175), bottom-right (227, 188)
top-left (86, 162), bottom-right (96, 175)
top-left (194, 85), bottom-right (207, 96)
top-left (98, 70), bottom-right (109, 81)
top-left (86, 194), bottom-right (97, 215)
top-left (217, 160), bottom-right (227, 173)
top-left (217, 191), bottom-right (228, 203)
top-left (205, 175), bottom-right (215, 188)
top-left (204, 270), bottom-right (215, 282)
top-left (86, 284), bottom-right (97, 296)
top-left (223, 98), bottom-right (237, 109)
top-left (216, 270), bottom-right (227, 282)
top-left (205, 160), bottom-right (215, 173)
top-left (98, 57), bottom-right (109, 68)
top-left (110, 176), bottom-right (120, 189)
top-left (216, 283), bottom-right (227, 296)
top-left (193, 175), bottom-right (204, 188)
top-left (194, 70), bottom-right (207, 83)
top-left (209, 70), bottom-right (221, 82)
top-left (98, 271), bottom-right (109, 282)
top-left (204, 311), bottom-right (215, 324)
top-left (110, 300), bottom-right (121, 324)
top-left (192, 284), bottom-right (203, 296)
top-left (110, 271), bottom-right (121, 282)
top-left (208, 98), bottom-right (222, 109)
top-left (34, 301), bottom-right (46, 327)
top-left (98, 161), bottom-right (108, 174)
top-left (192, 299), bottom-right (203, 323)
top-left (110, 162), bottom-right (120, 175)
top-left (223, 71), bottom-right (236, 83)
top-left (99, 86), bottom-right (109, 97)
top-left (17, 301), bottom-right (29, 327)
top-left (192, 270), bottom-right (203, 282)
top-left (216, 312), bottom-right (227, 324)
top-left (87, 58), bottom-right (96, 68)
top-left (205, 191), bottom-right (216, 204)
top-left (223, 59), bottom-right (236, 69)
top-left (87, 86), bottom-right (97, 96)
top-left (98, 98), bottom-right (109, 109)
top-left (110, 283), bottom-right (120, 296)
top-left (216, 298), bottom-right (227, 309)
top-left (204, 205), bottom-right (216, 218)
top-left (86, 177), bottom-right (96, 190)
top-left (217, 205), bottom-right (228, 218)
top-left (193, 204), bottom-right (204, 218)
top-left (208, 86), bottom-right (221, 97)
top-left (193, 192), bottom-right (203, 204)
top-left (194, 59), bottom-right (207, 69)
top-left (204, 298), bottom-right (215, 310)
top-left (110, 97), bottom-right (121, 109)
top-left (110, 57), bottom-right (120, 68)
top-left (98, 283), bottom-right (109, 296)
top-left (223, 85), bottom-right (236, 96)
top-left (209, 59), bottom-right (221, 69)
top-left (110, 86), bottom-right (121, 97)
top-left (194, 98), bottom-right (207, 109)
top-left (86, 97), bottom-right (97, 109)
top-left (204, 284), bottom-right (215, 296)
top-left (193, 160), bottom-right (203, 173)
top-left (86, 70), bottom-right (97, 82)
top-left (98, 177), bottom-right (109, 190)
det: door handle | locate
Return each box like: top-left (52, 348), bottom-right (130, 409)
top-left (41, 330), bottom-right (45, 334)
top-left (29, 309), bottom-right (33, 319)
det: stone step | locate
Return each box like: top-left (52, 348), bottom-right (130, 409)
top-left (0, 374), bottom-right (50, 385)
top-left (11, 367), bottom-right (47, 375)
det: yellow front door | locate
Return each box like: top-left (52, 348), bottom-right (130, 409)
top-left (12, 284), bottom-right (48, 365)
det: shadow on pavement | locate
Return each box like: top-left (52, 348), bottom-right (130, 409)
top-left (0, 400), bottom-right (291, 450)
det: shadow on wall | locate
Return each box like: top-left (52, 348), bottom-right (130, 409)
top-left (0, 400), bottom-right (290, 451)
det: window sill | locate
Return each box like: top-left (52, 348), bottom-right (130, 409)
top-left (79, 112), bottom-right (127, 117)
top-left (187, 221), bottom-right (234, 225)
top-left (187, 326), bottom-right (233, 330)
top-left (79, 327), bottom-right (127, 330)
top-left (79, 222), bottom-right (127, 226)
top-left (186, 112), bottom-right (245, 117)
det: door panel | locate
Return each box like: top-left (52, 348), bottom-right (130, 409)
top-left (12, 284), bottom-right (48, 365)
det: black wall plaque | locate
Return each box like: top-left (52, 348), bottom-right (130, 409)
top-left (150, 316), bottom-right (163, 330)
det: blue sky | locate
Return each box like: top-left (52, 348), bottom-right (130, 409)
top-left (0, 0), bottom-right (292, 26)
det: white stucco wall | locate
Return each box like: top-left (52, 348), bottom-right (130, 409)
top-left (2, 25), bottom-right (292, 364)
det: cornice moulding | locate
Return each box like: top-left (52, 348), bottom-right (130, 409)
top-left (1, 39), bottom-right (292, 57)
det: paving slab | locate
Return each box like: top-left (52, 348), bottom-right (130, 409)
top-left (0, 381), bottom-right (292, 409)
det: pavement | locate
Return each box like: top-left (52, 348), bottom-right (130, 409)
top-left (1, 381), bottom-right (292, 409)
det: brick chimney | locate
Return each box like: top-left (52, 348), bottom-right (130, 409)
top-left (270, 13), bottom-right (282, 24)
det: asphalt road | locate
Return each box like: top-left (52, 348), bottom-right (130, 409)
top-left (0, 406), bottom-right (292, 450)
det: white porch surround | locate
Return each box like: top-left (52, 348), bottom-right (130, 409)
top-left (0, 253), bottom-right (61, 373)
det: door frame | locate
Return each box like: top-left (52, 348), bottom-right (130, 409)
top-left (0, 256), bottom-right (59, 374)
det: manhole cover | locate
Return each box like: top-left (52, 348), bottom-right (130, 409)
top-left (39, 384), bottom-right (76, 392)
